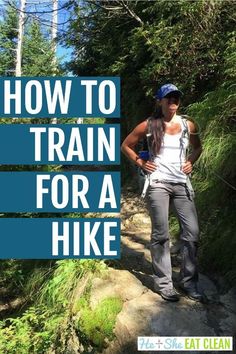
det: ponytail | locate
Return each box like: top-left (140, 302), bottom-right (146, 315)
top-left (149, 104), bottom-right (165, 155)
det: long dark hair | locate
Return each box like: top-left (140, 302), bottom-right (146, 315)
top-left (149, 105), bottom-right (165, 155)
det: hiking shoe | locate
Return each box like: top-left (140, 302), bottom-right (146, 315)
top-left (178, 284), bottom-right (205, 303)
top-left (156, 288), bottom-right (180, 302)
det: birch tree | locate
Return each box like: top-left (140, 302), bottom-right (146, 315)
top-left (15, 0), bottom-right (26, 76)
top-left (51, 0), bottom-right (58, 124)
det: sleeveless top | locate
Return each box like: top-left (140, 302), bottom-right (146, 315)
top-left (150, 115), bottom-right (189, 184)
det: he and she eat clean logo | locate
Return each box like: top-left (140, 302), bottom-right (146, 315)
top-left (137, 337), bottom-right (233, 351)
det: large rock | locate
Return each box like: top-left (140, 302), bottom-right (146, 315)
top-left (98, 269), bottom-right (236, 354)
top-left (114, 291), bottom-right (215, 351)
top-left (89, 268), bottom-right (147, 309)
top-left (219, 287), bottom-right (236, 335)
top-left (198, 273), bottom-right (218, 301)
top-left (129, 213), bottom-right (151, 227)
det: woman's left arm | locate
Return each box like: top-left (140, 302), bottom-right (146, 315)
top-left (182, 120), bottom-right (202, 175)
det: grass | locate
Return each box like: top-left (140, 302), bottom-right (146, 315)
top-left (186, 79), bottom-right (236, 285)
top-left (0, 260), bottom-right (109, 353)
top-left (75, 296), bottom-right (123, 351)
top-left (38, 259), bottom-right (107, 309)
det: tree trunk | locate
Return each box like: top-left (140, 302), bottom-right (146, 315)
top-left (15, 0), bottom-right (26, 77)
top-left (52, 0), bottom-right (58, 69)
top-left (51, 0), bottom-right (58, 124)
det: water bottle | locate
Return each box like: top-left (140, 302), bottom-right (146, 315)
top-left (138, 150), bottom-right (149, 161)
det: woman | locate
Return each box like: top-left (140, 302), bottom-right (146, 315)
top-left (121, 83), bottom-right (203, 302)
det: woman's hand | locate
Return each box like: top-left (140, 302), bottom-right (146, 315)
top-left (182, 161), bottom-right (193, 174)
top-left (137, 159), bottom-right (157, 173)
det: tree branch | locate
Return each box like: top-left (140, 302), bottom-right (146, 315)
top-left (119, 0), bottom-right (143, 26)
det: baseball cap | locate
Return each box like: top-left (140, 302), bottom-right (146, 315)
top-left (155, 83), bottom-right (183, 100)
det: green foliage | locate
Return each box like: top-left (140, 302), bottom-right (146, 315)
top-left (197, 202), bottom-right (236, 282)
top-left (59, 118), bottom-right (106, 124)
top-left (186, 29), bottom-right (236, 282)
top-left (169, 216), bottom-right (181, 241)
top-left (0, 306), bottom-right (63, 354)
top-left (83, 118), bottom-right (106, 124)
top-left (0, 260), bottom-right (108, 353)
top-left (0, 260), bottom-right (25, 294)
top-left (0, 1), bottom-right (18, 76)
top-left (66, 0), bottom-right (235, 106)
top-left (76, 296), bottom-right (123, 351)
top-left (188, 30), bottom-right (236, 185)
top-left (22, 20), bottom-right (59, 76)
top-left (39, 259), bottom-right (107, 310)
top-left (0, 260), bottom-right (55, 298)
top-left (23, 263), bottom-right (55, 300)
top-left (64, 0), bottom-right (236, 282)
top-left (0, 5), bottom-right (62, 77)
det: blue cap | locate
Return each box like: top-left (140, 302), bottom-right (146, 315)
top-left (155, 83), bottom-right (183, 100)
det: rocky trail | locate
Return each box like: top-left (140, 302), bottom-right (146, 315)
top-left (0, 186), bottom-right (235, 354)
top-left (89, 187), bottom-right (236, 354)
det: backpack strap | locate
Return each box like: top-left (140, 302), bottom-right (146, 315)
top-left (179, 115), bottom-right (193, 184)
top-left (180, 115), bottom-right (190, 140)
top-left (178, 115), bottom-right (190, 164)
top-left (146, 117), bottom-right (153, 158)
top-left (139, 117), bottom-right (153, 199)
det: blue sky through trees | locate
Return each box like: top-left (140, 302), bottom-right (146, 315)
top-left (0, 0), bottom-right (72, 64)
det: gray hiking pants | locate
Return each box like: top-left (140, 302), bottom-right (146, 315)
top-left (147, 181), bottom-right (199, 292)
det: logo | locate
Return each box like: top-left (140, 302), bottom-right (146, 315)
top-left (137, 337), bottom-right (233, 351)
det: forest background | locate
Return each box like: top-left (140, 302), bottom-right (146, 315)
top-left (0, 0), bottom-right (235, 353)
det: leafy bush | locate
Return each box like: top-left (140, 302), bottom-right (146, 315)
top-left (0, 306), bottom-right (63, 354)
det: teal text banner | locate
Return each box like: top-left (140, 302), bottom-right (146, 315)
top-left (0, 77), bottom-right (120, 118)
top-left (0, 124), bottom-right (120, 164)
top-left (0, 218), bottom-right (120, 259)
top-left (0, 172), bottom-right (120, 212)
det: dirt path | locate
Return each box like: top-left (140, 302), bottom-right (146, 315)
top-left (1, 185), bottom-right (234, 353)
top-left (97, 187), bottom-right (236, 354)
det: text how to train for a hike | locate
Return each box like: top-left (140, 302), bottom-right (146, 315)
top-left (0, 77), bottom-right (121, 259)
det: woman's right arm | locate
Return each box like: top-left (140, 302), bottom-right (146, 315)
top-left (121, 120), bottom-right (157, 173)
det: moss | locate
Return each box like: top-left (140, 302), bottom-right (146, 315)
top-left (76, 296), bottom-right (123, 351)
